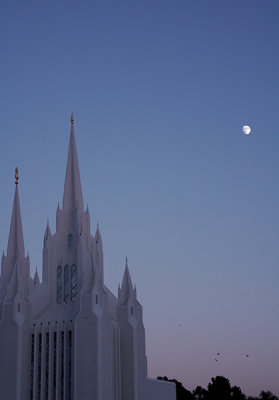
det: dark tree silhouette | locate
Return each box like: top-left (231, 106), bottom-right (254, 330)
top-left (207, 376), bottom-right (232, 400)
top-left (259, 391), bottom-right (279, 400)
top-left (231, 385), bottom-right (246, 400)
top-left (247, 391), bottom-right (279, 400)
top-left (157, 375), bottom-right (278, 400)
top-left (192, 385), bottom-right (208, 399)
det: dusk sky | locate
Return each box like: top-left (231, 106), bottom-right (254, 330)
top-left (0, 1), bottom-right (279, 397)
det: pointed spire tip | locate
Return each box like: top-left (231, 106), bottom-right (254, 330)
top-left (15, 167), bottom-right (19, 185)
top-left (63, 114), bottom-right (84, 211)
top-left (71, 112), bottom-right (74, 124)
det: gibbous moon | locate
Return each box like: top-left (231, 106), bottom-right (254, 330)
top-left (242, 125), bottom-right (251, 135)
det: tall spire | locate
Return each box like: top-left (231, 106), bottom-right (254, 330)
top-left (6, 169), bottom-right (25, 261)
top-left (62, 113), bottom-right (84, 211)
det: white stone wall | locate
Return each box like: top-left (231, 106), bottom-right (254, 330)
top-left (144, 378), bottom-right (176, 400)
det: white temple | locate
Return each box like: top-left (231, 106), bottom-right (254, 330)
top-left (0, 115), bottom-right (176, 400)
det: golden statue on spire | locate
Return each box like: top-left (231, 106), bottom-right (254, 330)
top-left (15, 167), bottom-right (19, 185)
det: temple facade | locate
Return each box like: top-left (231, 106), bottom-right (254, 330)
top-left (0, 115), bottom-right (175, 400)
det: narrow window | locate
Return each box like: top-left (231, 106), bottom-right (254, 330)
top-left (57, 266), bottom-right (62, 304)
top-left (71, 264), bottom-right (78, 302)
top-left (60, 331), bottom-right (64, 399)
top-left (37, 333), bottom-right (42, 399)
top-left (68, 330), bottom-right (72, 399)
top-left (68, 234), bottom-right (73, 250)
top-left (17, 303), bottom-right (20, 312)
top-left (30, 334), bottom-right (35, 400)
top-left (45, 333), bottom-right (49, 399)
top-left (64, 264), bottom-right (70, 303)
top-left (53, 332), bottom-right (57, 400)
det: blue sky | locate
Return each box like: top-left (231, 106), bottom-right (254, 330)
top-left (0, 0), bottom-right (279, 396)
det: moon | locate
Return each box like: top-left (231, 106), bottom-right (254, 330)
top-left (242, 125), bottom-right (251, 135)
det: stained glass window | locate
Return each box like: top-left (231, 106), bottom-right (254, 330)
top-left (71, 264), bottom-right (78, 302)
top-left (64, 265), bottom-right (70, 303)
top-left (57, 266), bottom-right (62, 304)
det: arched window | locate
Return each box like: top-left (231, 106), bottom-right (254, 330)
top-left (57, 265), bottom-right (62, 303)
top-left (64, 264), bottom-right (70, 303)
top-left (71, 264), bottom-right (78, 302)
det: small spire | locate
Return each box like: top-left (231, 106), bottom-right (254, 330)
top-left (118, 259), bottom-right (134, 305)
top-left (71, 112), bottom-right (74, 124)
top-left (34, 267), bottom-right (40, 286)
top-left (44, 219), bottom-right (51, 243)
top-left (95, 222), bottom-right (102, 246)
top-left (125, 256), bottom-right (128, 266)
top-left (15, 167), bottom-right (19, 185)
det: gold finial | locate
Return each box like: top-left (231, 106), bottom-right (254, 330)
top-left (15, 167), bottom-right (19, 185)
top-left (71, 112), bottom-right (74, 124)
